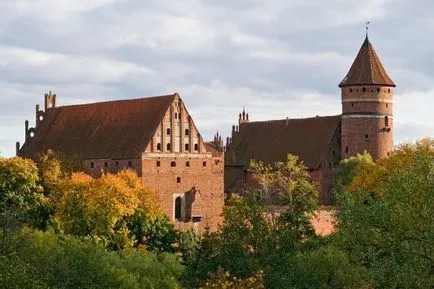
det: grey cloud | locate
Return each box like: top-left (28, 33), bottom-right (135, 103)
top-left (1, 0), bottom-right (433, 157)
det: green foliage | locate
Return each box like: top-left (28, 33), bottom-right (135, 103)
top-left (335, 138), bottom-right (434, 288)
top-left (248, 154), bottom-right (318, 238)
top-left (200, 268), bottom-right (265, 289)
top-left (0, 157), bottom-right (48, 237)
top-left (1, 228), bottom-right (183, 289)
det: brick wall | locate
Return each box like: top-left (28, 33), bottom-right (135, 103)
top-left (341, 85), bottom-right (394, 160)
top-left (141, 153), bottom-right (224, 233)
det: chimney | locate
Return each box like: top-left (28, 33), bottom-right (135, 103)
top-left (15, 141), bottom-right (20, 156)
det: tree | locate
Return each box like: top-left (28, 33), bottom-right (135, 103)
top-left (57, 170), bottom-right (168, 250)
top-left (0, 157), bottom-right (48, 251)
top-left (335, 138), bottom-right (434, 288)
top-left (248, 154), bottom-right (318, 239)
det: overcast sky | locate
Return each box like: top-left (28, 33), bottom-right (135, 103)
top-left (1, 0), bottom-right (433, 157)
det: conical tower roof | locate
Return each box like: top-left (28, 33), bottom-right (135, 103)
top-left (339, 36), bottom-right (395, 87)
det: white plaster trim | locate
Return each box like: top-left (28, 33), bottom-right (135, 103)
top-left (143, 152), bottom-right (212, 158)
top-left (342, 115), bottom-right (394, 119)
top-left (342, 98), bottom-right (393, 103)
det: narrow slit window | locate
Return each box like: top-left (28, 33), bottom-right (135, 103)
top-left (90, 162), bottom-right (94, 169)
top-left (177, 177), bottom-right (181, 183)
top-left (345, 146), bottom-right (349, 154)
top-left (185, 143), bottom-right (189, 151)
top-left (175, 197), bottom-right (182, 220)
top-left (128, 161), bottom-right (132, 168)
top-left (194, 144), bottom-right (199, 151)
top-left (157, 161), bottom-right (161, 167)
top-left (157, 143), bottom-right (161, 151)
top-left (186, 161), bottom-right (190, 167)
top-left (166, 128), bottom-right (171, 135)
top-left (167, 143), bottom-right (171, 151)
top-left (104, 162), bottom-right (108, 167)
top-left (185, 129), bottom-right (189, 136)
top-left (385, 116), bottom-right (389, 127)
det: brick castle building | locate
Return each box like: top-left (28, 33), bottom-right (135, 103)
top-left (225, 35), bottom-right (395, 203)
top-left (17, 93), bottom-right (224, 232)
top-left (17, 35), bottom-right (395, 230)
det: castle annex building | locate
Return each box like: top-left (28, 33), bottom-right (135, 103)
top-left (225, 36), bottom-right (396, 203)
top-left (17, 93), bottom-right (224, 232)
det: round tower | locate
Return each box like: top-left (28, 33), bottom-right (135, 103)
top-left (340, 36), bottom-right (396, 160)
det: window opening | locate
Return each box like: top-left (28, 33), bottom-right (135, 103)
top-left (171, 161), bottom-right (176, 167)
top-left (385, 116), bottom-right (389, 127)
top-left (175, 197), bottom-right (182, 220)
top-left (185, 143), bottom-right (189, 151)
top-left (194, 144), bottom-right (199, 151)
top-left (186, 161), bottom-right (190, 167)
top-left (157, 161), bottom-right (161, 167)
top-left (166, 128), bottom-right (171, 135)
top-left (177, 177), bottom-right (181, 183)
top-left (167, 143), bottom-right (171, 151)
top-left (157, 143), bottom-right (161, 151)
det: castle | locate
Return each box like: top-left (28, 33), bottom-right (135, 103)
top-left (225, 35), bottom-right (395, 203)
top-left (16, 34), bottom-right (395, 228)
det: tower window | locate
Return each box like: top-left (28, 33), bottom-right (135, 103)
top-left (174, 197), bottom-right (182, 220)
top-left (171, 161), bottom-right (176, 167)
top-left (157, 161), bottom-right (161, 167)
top-left (167, 143), bottom-right (171, 151)
top-left (104, 162), bottom-right (108, 167)
top-left (385, 116), bottom-right (389, 127)
top-left (349, 88), bottom-right (353, 93)
top-left (157, 143), bottom-right (161, 151)
top-left (128, 161), bottom-right (132, 168)
top-left (115, 161), bottom-right (119, 167)
top-left (174, 113), bottom-right (178, 119)
top-left (166, 128), bottom-right (171, 135)
top-left (185, 143), bottom-right (189, 151)
top-left (194, 144), bottom-right (199, 151)
top-left (345, 146), bottom-right (349, 154)
top-left (351, 103), bottom-right (354, 107)
top-left (365, 134), bottom-right (369, 140)
top-left (185, 129), bottom-right (189, 136)
top-left (186, 161), bottom-right (190, 167)
top-left (388, 89), bottom-right (391, 93)
top-left (362, 87), bottom-right (366, 92)
top-left (377, 88), bottom-right (381, 92)
top-left (177, 177), bottom-right (181, 183)
top-left (202, 161), bottom-right (207, 167)
top-left (90, 162), bottom-right (94, 169)
top-left (386, 103), bottom-right (388, 108)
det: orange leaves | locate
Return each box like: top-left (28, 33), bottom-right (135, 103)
top-left (57, 169), bottom-right (162, 249)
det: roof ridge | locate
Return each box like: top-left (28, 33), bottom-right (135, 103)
top-left (53, 94), bottom-right (177, 109)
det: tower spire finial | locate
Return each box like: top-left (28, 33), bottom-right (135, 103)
top-left (365, 21), bottom-right (370, 38)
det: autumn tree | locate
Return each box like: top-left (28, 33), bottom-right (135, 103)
top-left (56, 170), bottom-right (175, 251)
top-left (335, 138), bottom-right (434, 288)
top-left (0, 157), bottom-right (48, 250)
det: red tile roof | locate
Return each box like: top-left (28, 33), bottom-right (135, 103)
top-left (225, 115), bottom-right (341, 169)
top-left (19, 94), bottom-right (176, 160)
top-left (339, 36), bottom-right (395, 87)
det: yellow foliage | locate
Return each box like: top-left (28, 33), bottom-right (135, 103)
top-left (200, 269), bottom-right (265, 289)
top-left (56, 169), bottom-right (162, 249)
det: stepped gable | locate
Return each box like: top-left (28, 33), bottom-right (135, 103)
top-left (339, 36), bottom-right (395, 87)
top-left (226, 115), bottom-right (341, 169)
top-left (19, 94), bottom-right (176, 160)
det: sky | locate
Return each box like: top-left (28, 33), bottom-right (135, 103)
top-left (1, 0), bottom-right (433, 157)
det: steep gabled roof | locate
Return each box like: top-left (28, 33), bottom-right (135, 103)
top-left (339, 36), bottom-right (395, 87)
top-left (19, 94), bottom-right (176, 160)
top-left (225, 115), bottom-right (341, 170)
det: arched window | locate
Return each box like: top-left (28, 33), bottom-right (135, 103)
top-left (171, 161), bottom-right (176, 167)
top-left (385, 116), bottom-right (389, 127)
top-left (157, 143), bottom-right (161, 151)
top-left (167, 143), bottom-right (171, 151)
top-left (90, 162), bottom-right (94, 169)
top-left (174, 113), bottom-right (178, 119)
top-left (166, 128), bottom-right (171, 135)
top-left (202, 161), bottom-right (207, 167)
top-left (177, 177), bottom-right (181, 183)
top-left (185, 129), bottom-right (189, 136)
top-left (185, 143), bottom-right (189, 151)
top-left (175, 197), bottom-right (182, 220)
top-left (194, 143), bottom-right (199, 151)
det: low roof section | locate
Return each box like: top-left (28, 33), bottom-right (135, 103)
top-left (225, 115), bottom-right (341, 170)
